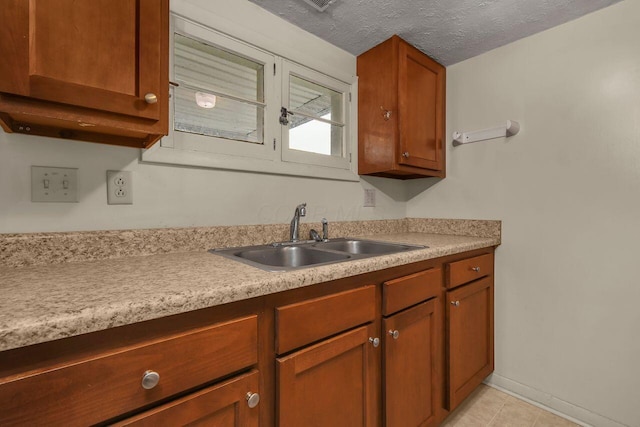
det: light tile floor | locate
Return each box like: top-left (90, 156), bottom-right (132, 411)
top-left (441, 385), bottom-right (580, 427)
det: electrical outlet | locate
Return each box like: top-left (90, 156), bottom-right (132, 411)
top-left (364, 188), bottom-right (376, 207)
top-left (31, 166), bottom-right (78, 203)
top-left (107, 170), bottom-right (133, 205)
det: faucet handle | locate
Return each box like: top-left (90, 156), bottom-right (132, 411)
top-left (309, 229), bottom-right (322, 242)
top-left (321, 218), bottom-right (329, 241)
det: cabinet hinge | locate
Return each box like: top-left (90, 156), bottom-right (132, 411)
top-left (273, 63), bottom-right (276, 76)
top-left (348, 92), bottom-right (352, 102)
top-left (273, 138), bottom-right (276, 150)
top-left (349, 153), bottom-right (352, 162)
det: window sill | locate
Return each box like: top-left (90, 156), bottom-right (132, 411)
top-left (141, 145), bottom-right (360, 182)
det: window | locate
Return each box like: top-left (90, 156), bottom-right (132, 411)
top-left (282, 62), bottom-right (350, 170)
top-left (164, 18), bottom-right (276, 161)
top-left (143, 15), bottom-right (357, 181)
top-left (173, 33), bottom-right (265, 144)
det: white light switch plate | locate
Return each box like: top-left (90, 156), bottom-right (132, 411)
top-left (31, 166), bottom-right (78, 203)
top-left (107, 170), bottom-right (133, 205)
top-left (364, 188), bottom-right (376, 207)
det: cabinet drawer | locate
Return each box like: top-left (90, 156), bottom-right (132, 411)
top-left (382, 268), bottom-right (442, 316)
top-left (276, 286), bottom-right (376, 354)
top-left (0, 315), bottom-right (258, 426)
top-left (114, 370), bottom-right (260, 426)
top-left (446, 253), bottom-right (493, 289)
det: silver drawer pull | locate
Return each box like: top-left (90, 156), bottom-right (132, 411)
top-left (246, 392), bottom-right (260, 408)
top-left (471, 266), bottom-right (480, 272)
top-left (369, 337), bottom-right (380, 347)
top-left (451, 301), bottom-right (460, 307)
top-left (141, 370), bottom-right (160, 389)
top-left (388, 329), bottom-right (400, 340)
top-left (144, 93), bottom-right (158, 104)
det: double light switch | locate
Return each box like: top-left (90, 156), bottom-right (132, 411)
top-left (31, 166), bottom-right (78, 203)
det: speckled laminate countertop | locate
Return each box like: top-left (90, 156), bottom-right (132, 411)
top-left (0, 232), bottom-right (499, 352)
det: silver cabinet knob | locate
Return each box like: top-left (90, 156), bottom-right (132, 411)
top-left (141, 370), bottom-right (160, 389)
top-left (451, 301), bottom-right (460, 307)
top-left (388, 330), bottom-right (400, 340)
top-left (246, 392), bottom-right (260, 409)
top-left (369, 337), bottom-right (380, 347)
top-left (472, 266), bottom-right (481, 272)
top-left (402, 152), bottom-right (410, 158)
top-left (380, 106), bottom-right (392, 120)
top-left (144, 93), bottom-right (158, 104)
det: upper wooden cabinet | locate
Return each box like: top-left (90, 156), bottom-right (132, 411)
top-left (357, 35), bottom-right (446, 179)
top-left (0, 0), bottom-right (169, 148)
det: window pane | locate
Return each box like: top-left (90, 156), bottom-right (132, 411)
top-left (174, 85), bottom-right (263, 143)
top-left (175, 34), bottom-right (263, 102)
top-left (290, 75), bottom-right (343, 123)
top-left (289, 114), bottom-right (343, 156)
top-left (173, 33), bottom-right (265, 144)
top-left (289, 76), bottom-right (344, 156)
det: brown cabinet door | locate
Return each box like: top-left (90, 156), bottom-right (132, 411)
top-left (277, 324), bottom-right (378, 427)
top-left (384, 299), bottom-right (441, 427)
top-left (397, 41), bottom-right (445, 171)
top-left (447, 276), bottom-right (494, 410)
top-left (0, 0), bottom-right (165, 121)
top-left (113, 370), bottom-right (260, 427)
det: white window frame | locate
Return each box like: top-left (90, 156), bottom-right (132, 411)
top-left (142, 14), bottom-right (358, 182)
top-left (281, 61), bottom-right (351, 171)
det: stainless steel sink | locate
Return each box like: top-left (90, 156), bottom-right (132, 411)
top-left (234, 246), bottom-right (351, 270)
top-left (313, 239), bottom-right (419, 255)
top-left (210, 238), bottom-right (426, 272)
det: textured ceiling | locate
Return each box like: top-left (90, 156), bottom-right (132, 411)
top-left (248, 0), bottom-right (622, 65)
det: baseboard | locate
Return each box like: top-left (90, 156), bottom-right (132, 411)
top-left (485, 374), bottom-right (628, 427)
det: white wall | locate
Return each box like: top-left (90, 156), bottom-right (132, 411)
top-left (0, 0), bottom-right (406, 233)
top-left (407, 1), bottom-right (640, 426)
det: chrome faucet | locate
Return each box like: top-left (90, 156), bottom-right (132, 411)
top-left (290, 203), bottom-right (307, 242)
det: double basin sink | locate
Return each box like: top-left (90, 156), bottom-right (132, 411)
top-left (210, 238), bottom-right (426, 271)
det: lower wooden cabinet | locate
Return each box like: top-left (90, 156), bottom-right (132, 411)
top-left (383, 299), bottom-right (441, 427)
top-left (277, 324), bottom-right (378, 427)
top-left (0, 248), bottom-right (495, 426)
top-left (114, 370), bottom-right (260, 426)
top-left (447, 273), bottom-right (494, 410)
